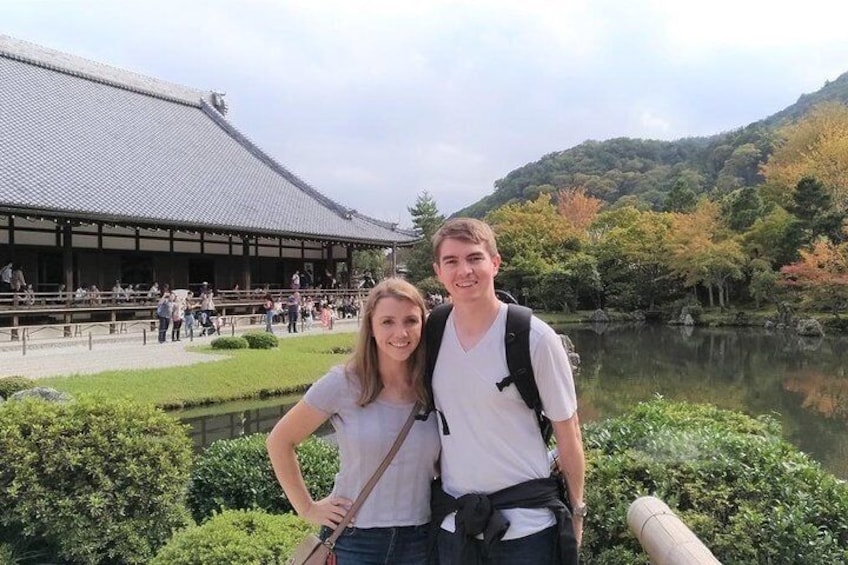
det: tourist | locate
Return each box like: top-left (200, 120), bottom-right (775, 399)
top-left (171, 295), bottom-right (184, 341)
top-left (156, 293), bottom-right (172, 344)
top-left (262, 292), bottom-right (275, 333)
top-left (267, 278), bottom-right (439, 564)
top-left (0, 260), bottom-right (13, 293)
top-left (287, 291), bottom-right (300, 333)
top-left (428, 218), bottom-right (585, 564)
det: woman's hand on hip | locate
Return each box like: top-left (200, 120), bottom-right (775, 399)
top-left (302, 496), bottom-right (354, 528)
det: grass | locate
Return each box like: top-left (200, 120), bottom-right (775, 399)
top-left (39, 333), bottom-right (356, 409)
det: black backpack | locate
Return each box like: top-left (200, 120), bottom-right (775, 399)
top-left (423, 301), bottom-right (553, 444)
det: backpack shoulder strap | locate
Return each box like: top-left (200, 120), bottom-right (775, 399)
top-left (424, 303), bottom-right (453, 411)
top-left (501, 304), bottom-right (539, 411)
top-left (501, 304), bottom-right (553, 443)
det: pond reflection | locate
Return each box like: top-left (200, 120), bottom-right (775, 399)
top-left (566, 324), bottom-right (848, 479)
top-left (171, 325), bottom-right (848, 480)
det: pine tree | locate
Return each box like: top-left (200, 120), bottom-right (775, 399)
top-left (405, 191), bottom-right (445, 283)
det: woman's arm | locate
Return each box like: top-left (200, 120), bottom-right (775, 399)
top-left (266, 400), bottom-right (353, 527)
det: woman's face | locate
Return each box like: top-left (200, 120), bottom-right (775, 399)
top-left (370, 296), bottom-right (423, 365)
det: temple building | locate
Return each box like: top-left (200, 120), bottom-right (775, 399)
top-left (0, 34), bottom-right (416, 297)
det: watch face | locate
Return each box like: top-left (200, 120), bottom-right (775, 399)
top-left (573, 503), bottom-right (588, 518)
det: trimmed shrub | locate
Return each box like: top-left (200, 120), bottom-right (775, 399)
top-left (150, 509), bottom-right (315, 565)
top-left (187, 434), bottom-right (338, 523)
top-left (0, 544), bottom-right (12, 565)
top-left (242, 331), bottom-right (279, 349)
top-left (0, 376), bottom-right (35, 399)
top-left (579, 398), bottom-right (848, 564)
top-left (211, 336), bottom-right (249, 349)
top-left (0, 395), bottom-right (193, 564)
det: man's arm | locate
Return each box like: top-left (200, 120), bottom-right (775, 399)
top-left (552, 415), bottom-right (586, 545)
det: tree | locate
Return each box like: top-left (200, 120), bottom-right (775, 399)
top-left (715, 143), bottom-right (762, 194)
top-left (761, 102), bottom-right (848, 212)
top-left (404, 191), bottom-right (445, 283)
top-left (486, 194), bottom-right (581, 292)
top-left (667, 200), bottom-right (746, 308)
top-left (789, 176), bottom-right (846, 243)
top-left (556, 187), bottom-right (604, 232)
top-left (591, 206), bottom-right (680, 310)
top-left (779, 238), bottom-right (848, 310)
top-left (743, 206), bottom-right (803, 268)
top-left (353, 249), bottom-right (387, 281)
top-left (724, 186), bottom-right (765, 232)
top-left (663, 179), bottom-right (698, 213)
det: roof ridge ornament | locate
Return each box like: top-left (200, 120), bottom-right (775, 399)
top-left (210, 91), bottom-right (228, 115)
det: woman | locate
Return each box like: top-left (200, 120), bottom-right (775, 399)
top-left (262, 292), bottom-right (275, 333)
top-left (267, 278), bottom-right (439, 565)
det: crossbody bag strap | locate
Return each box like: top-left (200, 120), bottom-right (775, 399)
top-left (324, 402), bottom-right (422, 547)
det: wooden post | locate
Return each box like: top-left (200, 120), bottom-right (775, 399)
top-left (628, 496), bottom-right (722, 564)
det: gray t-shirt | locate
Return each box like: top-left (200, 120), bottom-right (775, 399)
top-left (304, 365), bottom-right (440, 527)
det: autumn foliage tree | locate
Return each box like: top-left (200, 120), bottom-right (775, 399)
top-left (486, 193), bottom-right (582, 291)
top-left (667, 200), bottom-right (746, 308)
top-left (556, 187), bottom-right (604, 233)
top-left (761, 102), bottom-right (848, 212)
top-left (779, 238), bottom-right (848, 310)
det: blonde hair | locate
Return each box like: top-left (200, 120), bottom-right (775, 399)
top-left (431, 217), bottom-right (499, 261)
top-left (347, 278), bottom-right (428, 407)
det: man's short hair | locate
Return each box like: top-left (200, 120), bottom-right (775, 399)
top-left (431, 217), bottom-right (499, 261)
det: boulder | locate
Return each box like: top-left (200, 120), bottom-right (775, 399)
top-left (10, 387), bottom-right (73, 403)
top-left (796, 318), bottom-right (824, 337)
top-left (559, 335), bottom-right (580, 368)
top-left (588, 309), bottom-right (610, 324)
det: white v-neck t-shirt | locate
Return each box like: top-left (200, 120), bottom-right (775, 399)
top-left (432, 303), bottom-right (577, 539)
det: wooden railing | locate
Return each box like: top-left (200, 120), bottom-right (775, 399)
top-left (1, 312), bottom-right (360, 350)
top-left (628, 496), bottom-right (722, 564)
top-left (0, 287), bottom-right (366, 310)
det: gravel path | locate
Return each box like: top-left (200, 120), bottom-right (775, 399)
top-left (0, 320), bottom-right (359, 380)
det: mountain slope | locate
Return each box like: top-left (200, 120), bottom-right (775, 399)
top-left (455, 70), bottom-right (848, 218)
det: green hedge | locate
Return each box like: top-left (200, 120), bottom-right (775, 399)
top-left (211, 336), bottom-right (249, 349)
top-left (0, 395), bottom-right (193, 564)
top-left (151, 509), bottom-right (316, 565)
top-left (0, 376), bottom-right (35, 399)
top-left (242, 332), bottom-right (279, 349)
top-left (579, 398), bottom-right (848, 564)
top-left (187, 433), bottom-right (339, 523)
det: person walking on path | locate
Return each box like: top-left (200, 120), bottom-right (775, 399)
top-left (428, 218), bottom-right (585, 564)
top-left (267, 278), bottom-right (439, 564)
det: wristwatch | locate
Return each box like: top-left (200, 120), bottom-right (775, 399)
top-left (572, 502), bottom-right (588, 518)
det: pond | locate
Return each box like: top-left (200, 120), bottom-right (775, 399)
top-left (171, 324), bottom-right (848, 480)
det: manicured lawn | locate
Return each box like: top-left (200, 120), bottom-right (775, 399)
top-left (39, 333), bottom-right (356, 409)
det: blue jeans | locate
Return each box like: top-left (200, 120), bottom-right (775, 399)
top-left (437, 525), bottom-right (556, 565)
top-left (157, 316), bottom-right (169, 343)
top-left (320, 524), bottom-right (429, 565)
top-left (264, 310), bottom-right (274, 333)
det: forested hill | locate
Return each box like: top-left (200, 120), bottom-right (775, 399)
top-left (455, 70), bottom-right (848, 218)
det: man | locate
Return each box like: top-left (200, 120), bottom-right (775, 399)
top-left (430, 218), bottom-right (585, 564)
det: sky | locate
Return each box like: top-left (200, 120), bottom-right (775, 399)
top-left (3, 1), bottom-right (848, 227)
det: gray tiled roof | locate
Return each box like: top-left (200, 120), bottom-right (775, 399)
top-left (0, 35), bottom-right (417, 246)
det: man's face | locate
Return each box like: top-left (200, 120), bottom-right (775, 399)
top-left (433, 238), bottom-right (500, 303)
